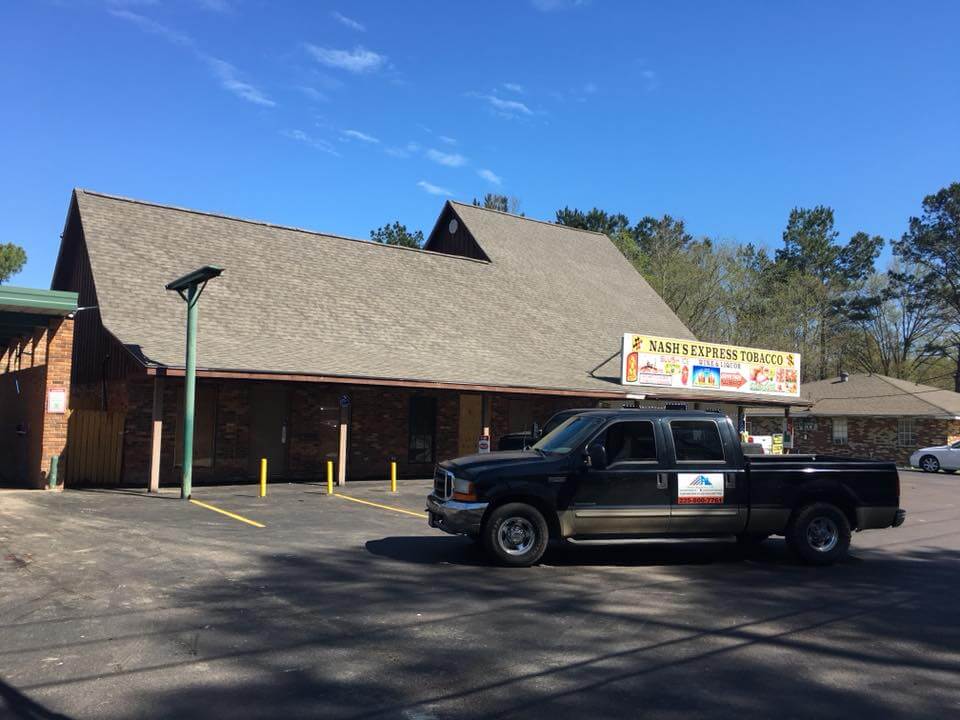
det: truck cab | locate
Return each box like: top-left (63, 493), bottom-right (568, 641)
top-left (427, 409), bottom-right (904, 567)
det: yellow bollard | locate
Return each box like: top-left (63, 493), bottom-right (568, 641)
top-left (259, 458), bottom-right (267, 498)
top-left (390, 460), bottom-right (397, 493)
top-left (327, 459), bottom-right (334, 496)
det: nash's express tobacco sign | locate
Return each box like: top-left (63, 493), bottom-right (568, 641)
top-left (620, 333), bottom-right (801, 398)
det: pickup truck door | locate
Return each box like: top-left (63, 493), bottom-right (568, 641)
top-left (571, 419), bottom-right (670, 535)
top-left (663, 417), bottom-right (747, 534)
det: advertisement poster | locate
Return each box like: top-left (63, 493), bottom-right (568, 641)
top-left (677, 473), bottom-right (725, 504)
top-left (621, 333), bottom-right (801, 398)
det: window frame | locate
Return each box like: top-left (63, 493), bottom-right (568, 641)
top-left (667, 418), bottom-right (727, 464)
top-left (591, 419), bottom-right (661, 467)
top-left (832, 417), bottom-right (848, 445)
top-left (407, 395), bottom-right (437, 464)
top-left (896, 417), bottom-right (915, 447)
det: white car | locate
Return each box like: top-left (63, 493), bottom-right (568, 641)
top-left (910, 441), bottom-right (960, 473)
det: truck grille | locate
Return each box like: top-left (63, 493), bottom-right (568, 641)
top-left (434, 467), bottom-right (452, 499)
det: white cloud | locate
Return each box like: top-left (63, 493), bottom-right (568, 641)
top-left (417, 180), bottom-right (452, 196)
top-left (331, 10), bottom-right (365, 31)
top-left (426, 149), bottom-right (467, 167)
top-left (477, 168), bottom-right (502, 185)
top-left (282, 129), bottom-right (339, 156)
top-left (207, 57), bottom-right (275, 106)
top-left (306, 44), bottom-right (386, 73)
top-left (531, 0), bottom-right (589, 10)
top-left (341, 129), bottom-right (380, 143)
top-left (298, 86), bottom-right (329, 103)
top-left (438, 135), bottom-right (457, 145)
top-left (503, 82), bottom-right (524, 94)
top-left (110, 10), bottom-right (275, 107)
top-left (475, 94), bottom-right (533, 118)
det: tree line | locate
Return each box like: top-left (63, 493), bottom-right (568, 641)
top-left (372, 184), bottom-right (960, 391)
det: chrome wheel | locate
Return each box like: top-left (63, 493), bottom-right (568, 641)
top-left (920, 455), bottom-right (940, 472)
top-left (807, 517), bottom-right (839, 553)
top-left (497, 517), bottom-right (536, 556)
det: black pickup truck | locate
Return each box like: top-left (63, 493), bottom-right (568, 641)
top-left (427, 409), bottom-right (905, 566)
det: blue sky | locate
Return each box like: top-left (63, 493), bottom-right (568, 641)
top-left (2, 0), bottom-right (958, 288)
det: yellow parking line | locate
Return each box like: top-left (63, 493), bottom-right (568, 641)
top-left (333, 493), bottom-right (425, 519)
top-left (189, 499), bottom-right (265, 528)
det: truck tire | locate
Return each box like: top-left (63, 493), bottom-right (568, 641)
top-left (786, 502), bottom-right (851, 566)
top-left (482, 503), bottom-right (549, 567)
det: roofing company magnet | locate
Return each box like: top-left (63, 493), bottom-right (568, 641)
top-left (677, 472), bottom-right (724, 504)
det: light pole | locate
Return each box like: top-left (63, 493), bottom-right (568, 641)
top-left (165, 265), bottom-right (223, 499)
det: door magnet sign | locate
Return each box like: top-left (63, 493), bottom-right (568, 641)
top-left (677, 472), bottom-right (724, 504)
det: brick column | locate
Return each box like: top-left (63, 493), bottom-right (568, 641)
top-left (38, 317), bottom-right (74, 488)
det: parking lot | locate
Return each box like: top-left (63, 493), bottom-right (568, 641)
top-left (1, 470), bottom-right (958, 719)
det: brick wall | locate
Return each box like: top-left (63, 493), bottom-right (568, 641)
top-left (0, 317), bottom-right (74, 488)
top-left (748, 414), bottom-right (960, 465)
top-left (95, 376), bottom-right (612, 486)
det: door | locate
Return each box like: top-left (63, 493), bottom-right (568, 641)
top-left (250, 384), bottom-right (289, 478)
top-left (458, 394), bottom-right (483, 457)
top-left (571, 419), bottom-right (670, 535)
top-left (65, 410), bottom-right (125, 486)
top-left (664, 417), bottom-right (746, 534)
top-left (945, 440), bottom-right (960, 470)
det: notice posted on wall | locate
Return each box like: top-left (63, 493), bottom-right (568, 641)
top-left (677, 473), bottom-right (725, 504)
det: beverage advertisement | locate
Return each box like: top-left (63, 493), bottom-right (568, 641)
top-left (620, 333), bottom-right (801, 398)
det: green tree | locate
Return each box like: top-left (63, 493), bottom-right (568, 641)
top-left (369, 222), bottom-right (423, 249)
top-left (774, 207), bottom-right (882, 379)
top-left (893, 182), bottom-right (960, 391)
top-left (555, 207), bottom-right (630, 238)
top-left (0, 243), bottom-right (27, 284)
top-left (473, 194), bottom-right (522, 215)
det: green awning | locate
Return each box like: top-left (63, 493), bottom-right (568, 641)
top-left (0, 285), bottom-right (78, 346)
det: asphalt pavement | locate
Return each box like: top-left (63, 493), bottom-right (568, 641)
top-left (0, 470), bottom-right (958, 719)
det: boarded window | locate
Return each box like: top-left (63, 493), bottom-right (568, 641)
top-left (832, 417), bottom-right (848, 445)
top-left (175, 384), bottom-right (218, 467)
top-left (897, 417), bottom-right (915, 447)
top-left (408, 396), bottom-right (437, 464)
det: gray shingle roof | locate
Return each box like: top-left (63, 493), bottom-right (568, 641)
top-left (69, 190), bottom-right (700, 395)
top-left (750, 373), bottom-right (960, 417)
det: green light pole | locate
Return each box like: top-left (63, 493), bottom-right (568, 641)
top-left (166, 265), bottom-right (223, 499)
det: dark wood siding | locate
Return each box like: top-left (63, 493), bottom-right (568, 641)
top-left (423, 205), bottom-right (489, 261)
top-left (52, 202), bottom-right (143, 403)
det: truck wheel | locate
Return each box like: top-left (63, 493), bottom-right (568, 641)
top-left (482, 503), bottom-right (549, 567)
top-left (786, 503), bottom-right (851, 566)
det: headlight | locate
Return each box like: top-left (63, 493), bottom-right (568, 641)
top-left (451, 476), bottom-right (477, 501)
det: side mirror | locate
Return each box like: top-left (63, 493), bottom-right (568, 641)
top-left (585, 442), bottom-right (607, 470)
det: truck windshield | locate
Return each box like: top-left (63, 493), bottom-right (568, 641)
top-left (531, 416), bottom-right (605, 455)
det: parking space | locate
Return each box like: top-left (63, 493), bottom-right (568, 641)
top-left (1, 471), bottom-right (959, 719)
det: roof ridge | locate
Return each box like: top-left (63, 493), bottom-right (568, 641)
top-left (77, 189), bottom-right (490, 264)
top-left (449, 200), bottom-right (611, 239)
top-left (874, 373), bottom-right (951, 413)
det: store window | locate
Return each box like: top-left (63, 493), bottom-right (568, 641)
top-left (832, 417), bottom-right (848, 445)
top-left (897, 417), bottom-right (915, 447)
top-left (175, 384), bottom-right (218, 467)
top-left (508, 398), bottom-right (533, 433)
top-left (408, 396), bottom-right (437, 464)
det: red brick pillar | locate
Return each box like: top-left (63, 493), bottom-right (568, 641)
top-left (38, 317), bottom-right (74, 488)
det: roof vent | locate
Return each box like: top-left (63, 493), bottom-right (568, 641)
top-left (839, 371), bottom-right (849, 383)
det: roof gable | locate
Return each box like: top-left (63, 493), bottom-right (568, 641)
top-left (797, 373), bottom-right (960, 417)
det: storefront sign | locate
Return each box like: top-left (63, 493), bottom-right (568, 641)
top-left (771, 433), bottom-right (784, 455)
top-left (620, 333), bottom-right (801, 398)
top-left (47, 388), bottom-right (67, 414)
top-left (477, 435), bottom-right (490, 454)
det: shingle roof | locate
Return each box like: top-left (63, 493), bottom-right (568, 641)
top-left (750, 373), bottom-right (960, 417)
top-left (67, 190), bottom-right (699, 395)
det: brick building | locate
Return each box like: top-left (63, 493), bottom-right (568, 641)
top-left (0, 286), bottom-right (78, 488)
top-left (747, 373), bottom-right (960, 465)
top-left (31, 189), bottom-right (795, 488)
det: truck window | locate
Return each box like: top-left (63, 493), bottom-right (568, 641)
top-left (603, 421), bottom-right (658, 464)
top-left (670, 420), bottom-right (725, 462)
top-left (531, 416), bottom-right (605, 455)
